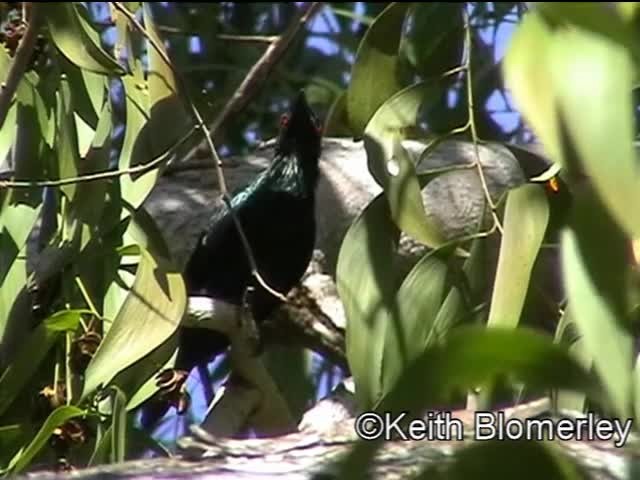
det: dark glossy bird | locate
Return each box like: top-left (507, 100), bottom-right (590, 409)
top-left (141, 91), bottom-right (323, 427)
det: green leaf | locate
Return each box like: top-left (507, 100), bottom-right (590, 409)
top-left (337, 194), bottom-right (399, 409)
top-left (561, 193), bottom-right (634, 419)
top-left (549, 26), bottom-right (640, 240)
top-left (503, 12), bottom-right (562, 163)
top-left (70, 104), bottom-right (112, 226)
top-left (488, 184), bottom-right (549, 328)
top-left (0, 102), bottom-right (17, 162)
top-left (347, 3), bottom-right (410, 134)
top-left (0, 311), bottom-right (83, 417)
top-left (111, 387), bottom-right (127, 463)
top-left (378, 326), bottom-right (601, 413)
top-left (55, 76), bottom-right (81, 201)
top-left (323, 91), bottom-right (352, 137)
top-left (554, 305), bottom-right (591, 413)
top-left (82, 247), bottom-right (186, 400)
top-left (381, 253), bottom-right (448, 395)
top-left (143, 4), bottom-right (190, 154)
top-left (124, 339), bottom-right (177, 411)
top-left (428, 239), bottom-right (487, 345)
top-left (5, 406), bottom-right (86, 475)
top-left (43, 3), bottom-right (124, 75)
top-left (364, 84), bottom-right (446, 247)
top-left (59, 56), bottom-right (106, 128)
top-left (118, 60), bottom-right (156, 214)
top-left (337, 326), bottom-right (601, 478)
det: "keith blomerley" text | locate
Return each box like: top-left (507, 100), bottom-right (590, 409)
top-left (354, 411), bottom-right (632, 448)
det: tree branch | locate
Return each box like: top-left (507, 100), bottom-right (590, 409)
top-left (184, 1), bottom-right (324, 161)
top-left (0, 2), bottom-right (40, 130)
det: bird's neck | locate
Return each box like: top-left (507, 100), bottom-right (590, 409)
top-left (265, 148), bottom-right (320, 198)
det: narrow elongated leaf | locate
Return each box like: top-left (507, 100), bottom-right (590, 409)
top-left (347, 3), bottom-right (410, 134)
top-left (378, 326), bottom-right (601, 413)
top-left (554, 305), bottom-right (591, 413)
top-left (59, 56), bottom-right (106, 128)
top-left (428, 239), bottom-right (486, 345)
top-left (381, 254), bottom-right (448, 394)
top-left (55, 77), bottom-right (81, 201)
top-left (125, 340), bottom-right (178, 411)
top-left (5, 406), bottom-right (86, 475)
top-left (118, 61), bottom-right (156, 213)
top-left (562, 194), bottom-right (634, 419)
top-left (337, 194), bottom-right (399, 409)
top-left (365, 85), bottom-right (446, 247)
top-left (0, 103), bottom-right (16, 162)
top-left (143, 4), bottom-right (190, 154)
top-left (111, 387), bottom-right (127, 463)
top-left (337, 327), bottom-right (601, 478)
top-left (550, 27), bottom-right (640, 239)
top-left (43, 3), bottom-right (124, 75)
top-left (0, 311), bottom-right (83, 417)
top-left (488, 184), bottom-right (549, 328)
top-left (82, 248), bottom-right (186, 400)
top-left (503, 12), bottom-right (562, 163)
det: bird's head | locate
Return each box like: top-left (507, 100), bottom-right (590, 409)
top-left (276, 90), bottom-right (322, 161)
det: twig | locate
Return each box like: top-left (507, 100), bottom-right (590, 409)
top-left (216, 34), bottom-right (278, 43)
top-left (0, 125), bottom-right (196, 188)
top-left (111, 2), bottom-right (295, 302)
top-left (0, 3), bottom-right (40, 130)
top-left (463, 10), bottom-right (504, 235)
top-left (186, 1), bottom-right (323, 155)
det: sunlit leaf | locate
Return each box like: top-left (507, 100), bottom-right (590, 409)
top-left (55, 76), bottom-right (81, 201)
top-left (69, 104), bottom-right (112, 226)
top-left (503, 12), bottom-right (562, 163)
top-left (143, 4), bottom-right (190, 153)
top-left (59, 56), bottom-right (106, 128)
top-left (347, 3), bottom-right (410, 134)
top-left (365, 84), bottom-right (446, 247)
top-left (43, 3), bottom-right (124, 75)
top-left (0, 103), bottom-right (17, 163)
top-left (549, 26), bottom-right (640, 240)
top-left (118, 60), bottom-right (155, 214)
top-left (111, 387), bottom-right (127, 463)
top-left (82, 247), bottom-right (186, 400)
top-left (488, 184), bottom-right (549, 329)
top-left (124, 339), bottom-right (177, 411)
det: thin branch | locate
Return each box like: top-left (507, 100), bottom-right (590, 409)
top-left (0, 3), bottom-right (40, 130)
top-left (0, 125), bottom-right (196, 188)
top-left (463, 10), bottom-right (504, 235)
top-left (216, 34), bottom-right (278, 43)
top-left (186, 2), bottom-right (323, 153)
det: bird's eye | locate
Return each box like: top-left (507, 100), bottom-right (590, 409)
top-left (280, 114), bottom-right (289, 128)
